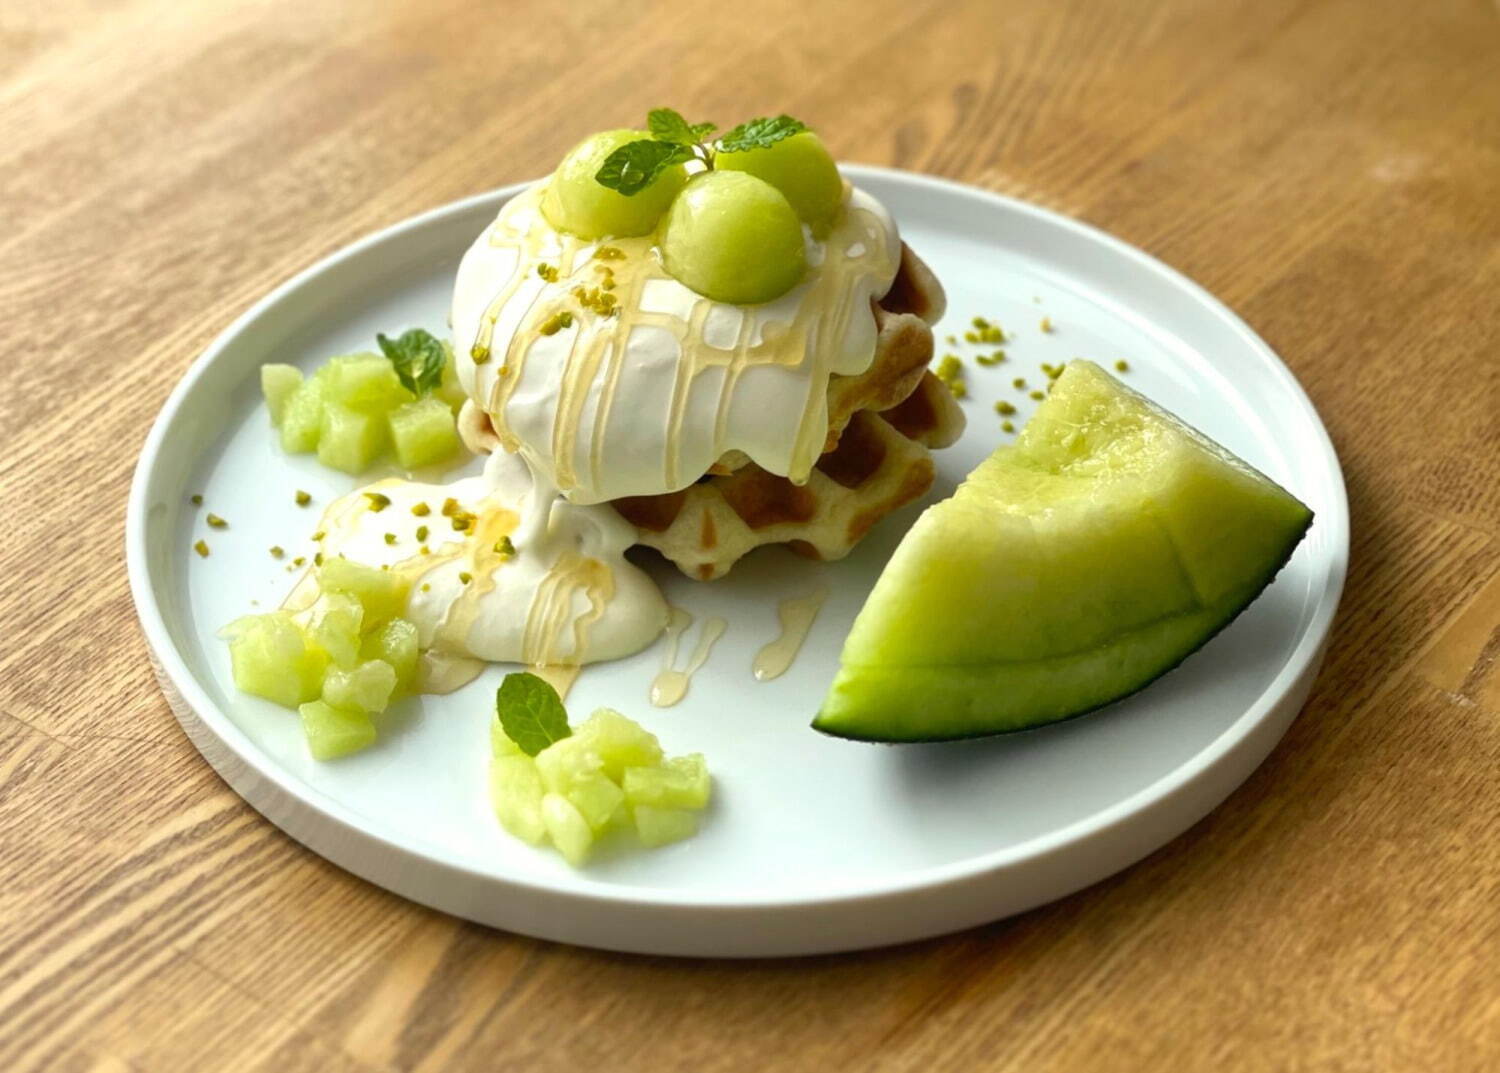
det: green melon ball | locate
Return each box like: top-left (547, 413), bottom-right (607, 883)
top-left (659, 171), bottom-right (808, 305)
top-left (716, 131), bottom-right (844, 235)
top-left (541, 129), bottom-right (687, 240)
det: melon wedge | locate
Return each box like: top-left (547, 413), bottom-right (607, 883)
top-left (814, 360), bottom-right (1313, 742)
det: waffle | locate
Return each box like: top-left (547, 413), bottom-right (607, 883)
top-left (615, 370), bottom-right (964, 579)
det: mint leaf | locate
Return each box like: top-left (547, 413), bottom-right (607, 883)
top-left (376, 328), bottom-right (446, 396)
top-left (689, 121), bottom-right (718, 140)
top-left (718, 114), bottom-right (808, 154)
top-left (496, 672), bottom-right (571, 757)
top-left (595, 139), bottom-right (693, 196)
top-left (648, 109), bottom-right (717, 146)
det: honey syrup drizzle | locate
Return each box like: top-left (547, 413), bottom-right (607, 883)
top-left (649, 608), bottom-right (726, 708)
top-left (752, 584), bottom-right (830, 681)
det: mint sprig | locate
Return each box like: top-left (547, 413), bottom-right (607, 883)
top-left (495, 672), bottom-right (572, 757)
top-left (376, 328), bottom-right (447, 396)
top-left (595, 109), bottom-right (808, 196)
top-left (718, 115), bottom-right (807, 154)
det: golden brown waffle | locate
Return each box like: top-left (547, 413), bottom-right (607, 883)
top-left (614, 372), bottom-right (964, 579)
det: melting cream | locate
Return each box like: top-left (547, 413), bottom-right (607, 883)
top-left (285, 450), bottom-right (667, 677)
top-left (449, 181), bottom-right (902, 505)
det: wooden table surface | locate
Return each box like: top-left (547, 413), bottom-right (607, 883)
top-left (4, 0), bottom-right (1499, 1069)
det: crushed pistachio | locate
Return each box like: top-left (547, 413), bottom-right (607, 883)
top-left (416, 525), bottom-right (429, 542)
top-left (1013, 377), bottom-right (1026, 389)
top-left (538, 310), bottom-right (575, 336)
top-left (945, 334), bottom-right (957, 345)
top-left (292, 556), bottom-right (306, 567)
top-left (190, 494), bottom-right (204, 507)
top-left (419, 545), bottom-right (431, 555)
top-left (571, 284), bottom-right (618, 316)
top-left (963, 331), bottom-right (979, 343)
top-left (1041, 362), bottom-right (1064, 380)
top-left (451, 513), bottom-right (474, 532)
top-left (1029, 390), bottom-right (1044, 401)
top-left (1040, 316), bottom-right (1054, 333)
top-left (1001, 420), bottom-right (1015, 433)
top-left (421, 582), bottom-right (431, 593)
top-left (593, 245), bottom-right (625, 260)
top-left (495, 535), bottom-right (517, 559)
top-left (314, 552), bottom-right (324, 566)
top-left (411, 501), bottom-right (430, 517)
top-left (994, 400), bottom-right (1016, 416)
top-left (295, 490), bottom-right (312, 507)
top-left (312, 530), bottom-right (326, 541)
top-left (471, 344), bottom-right (491, 365)
top-left (441, 497), bottom-right (459, 516)
top-left (976, 350), bottom-right (1007, 367)
top-left (270, 545), bottom-right (285, 559)
top-left (1115, 359), bottom-right (1130, 372)
top-left (934, 354), bottom-right (968, 399)
top-left (193, 539), bottom-right (210, 558)
top-left (364, 492), bottom-right (391, 512)
top-left (205, 513), bottom-right (228, 529)
top-left (536, 263), bottom-right (559, 282)
top-left (459, 571), bottom-right (473, 585)
top-left (383, 533), bottom-right (396, 545)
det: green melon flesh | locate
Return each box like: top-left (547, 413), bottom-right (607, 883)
top-left (814, 360), bottom-right (1314, 742)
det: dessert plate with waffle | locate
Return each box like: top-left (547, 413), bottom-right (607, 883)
top-left (128, 111), bottom-right (1347, 956)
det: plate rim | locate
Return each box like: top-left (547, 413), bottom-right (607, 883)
top-left (126, 165), bottom-right (1349, 926)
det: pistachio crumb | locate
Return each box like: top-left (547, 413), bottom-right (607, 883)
top-left (421, 582), bottom-right (431, 593)
top-left (312, 530), bottom-right (326, 542)
top-left (536, 263), bottom-right (559, 282)
top-left (1002, 420), bottom-right (1016, 433)
top-left (270, 545), bottom-right (285, 559)
top-left (295, 490), bottom-right (312, 506)
top-left (1013, 377), bottom-right (1026, 389)
top-left (1040, 316), bottom-right (1054, 333)
top-left (292, 556), bottom-right (306, 567)
top-left (945, 334), bottom-right (957, 345)
top-left (1029, 390), bottom-right (1045, 400)
top-left (471, 344), bottom-right (491, 366)
top-left (1115, 359), bottom-right (1130, 372)
top-left (314, 552), bottom-right (324, 566)
top-left (440, 497), bottom-right (459, 517)
top-left (205, 513), bottom-right (227, 529)
top-left (994, 400), bottom-right (1016, 416)
top-left (416, 525), bottom-right (429, 542)
top-left (411, 501), bottom-right (430, 517)
top-left (193, 539), bottom-right (210, 558)
top-left (976, 350), bottom-right (1007, 367)
top-left (190, 494), bottom-right (204, 507)
top-left (963, 331), bottom-right (979, 344)
top-left (593, 245), bottom-right (625, 261)
top-left (364, 492), bottom-right (391, 512)
top-left (383, 533), bottom-right (396, 545)
top-left (419, 545), bottom-right (431, 555)
top-left (459, 571), bottom-right (473, 585)
top-left (495, 535), bottom-right (516, 559)
top-left (538, 310), bottom-right (575, 336)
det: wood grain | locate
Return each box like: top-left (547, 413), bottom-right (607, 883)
top-left (2, 0), bottom-right (1498, 1069)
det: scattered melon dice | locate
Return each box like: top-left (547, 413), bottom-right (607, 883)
top-left (490, 756), bottom-right (546, 843)
top-left (389, 397), bottom-right (461, 469)
top-left (634, 806), bottom-right (699, 848)
top-left (623, 754), bottom-right (710, 810)
top-left (317, 402), bottom-right (388, 475)
top-left (541, 793), bottom-right (594, 866)
top-left (535, 734), bottom-right (605, 794)
top-left (323, 353), bottom-right (413, 414)
top-left (575, 708), bottom-right (664, 779)
top-left (361, 618), bottom-right (419, 691)
top-left (261, 364), bottom-right (303, 426)
top-left (318, 557), bottom-right (409, 626)
top-left (303, 591), bottom-right (364, 668)
top-left (279, 375), bottom-right (325, 453)
top-left (298, 700), bottom-right (377, 761)
top-left (435, 349), bottom-right (467, 414)
top-left (321, 659), bottom-right (397, 714)
top-left (222, 612), bottom-right (326, 709)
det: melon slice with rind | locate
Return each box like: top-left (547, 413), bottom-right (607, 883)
top-left (814, 360), bottom-right (1314, 742)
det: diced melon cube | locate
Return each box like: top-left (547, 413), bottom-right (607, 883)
top-left (261, 364), bottom-right (303, 427)
top-left (435, 348), bottom-right (467, 414)
top-left (541, 792), bottom-right (594, 866)
top-left (224, 612), bottom-right (326, 709)
top-left (633, 805), bottom-right (699, 848)
top-left (360, 618), bottom-right (419, 691)
top-left (323, 353), bottom-right (413, 414)
top-left (622, 753), bottom-right (711, 810)
top-left (535, 735), bottom-right (604, 794)
top-left (321, 659), bottom-right (397, 714)
top-left (490, 718), bottom-right (523, 758)
top-left (303, 591), bottom-right (364, 668)
top-left (279, 375), bottom-right (325, 453)
top-left (299, 700), bottom-right (377, 760)
top-left (389, 397), bottom-right (461, 469)
top-left (575, 708), bottom-right (663, 779)
top-left (565, 772), bottom-right (625, 832)
top-left (319, 557), bottom-right (409, 626)
top-left (490, 754), bottom-right (546, 844)
top-left (317, 403), bottom-right (388, 474)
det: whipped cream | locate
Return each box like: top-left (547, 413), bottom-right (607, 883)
top-left (449, 181), bottom-right (901, 504)
top-left (287, 451), bottom-right (667, 674)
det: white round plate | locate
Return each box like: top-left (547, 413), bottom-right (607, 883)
top-left (128, 166), bottom-right (1348, 957)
